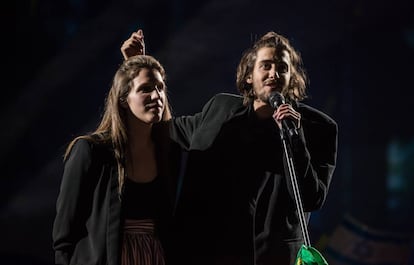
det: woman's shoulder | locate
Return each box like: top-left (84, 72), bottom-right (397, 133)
top-left (72, 135), bottom-right (110, 150)
top-left (67, 134), bottom-right (115, 162)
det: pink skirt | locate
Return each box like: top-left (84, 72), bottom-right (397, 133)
top-left (121, 219), bottom-right (166, 265)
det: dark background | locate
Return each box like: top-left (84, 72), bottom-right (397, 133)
top-left (4, 0), bottom-right (414, 264)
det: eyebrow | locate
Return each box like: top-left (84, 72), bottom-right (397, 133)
top-left (137, 80), bottom-right (165, 88)
top-left (259, 59), bottom-right (275, 64)
top-left (258, 59), bottom-right (288, 65)
top-left (135, 81), bottom-right (153, 89)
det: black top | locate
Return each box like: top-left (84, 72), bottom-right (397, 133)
top-left (122, 177), bottom-right (166, 220)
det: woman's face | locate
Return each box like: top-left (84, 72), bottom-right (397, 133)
top-left (125, 67), bottom-right (166, 124)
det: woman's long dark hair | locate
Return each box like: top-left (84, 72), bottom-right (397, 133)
top-left (64, 55), bottom-right (172, 194)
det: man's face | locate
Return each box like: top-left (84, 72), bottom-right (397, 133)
top-left (247, 47), bottom-right (291, 108)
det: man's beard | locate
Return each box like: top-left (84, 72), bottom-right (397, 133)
top-left (255, 90), bottom-right (271, 105)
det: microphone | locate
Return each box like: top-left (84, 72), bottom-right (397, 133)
top-left (268, 91), bottom-right (299, 138)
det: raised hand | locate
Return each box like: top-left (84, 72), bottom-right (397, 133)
top-left (121, 29), bottom-right (145, 60)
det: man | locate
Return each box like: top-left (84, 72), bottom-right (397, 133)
top-left (121, 30), bottom-right (338, 265)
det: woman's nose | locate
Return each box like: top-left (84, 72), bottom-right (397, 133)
top-left (151, 87), bottom-right (161, 99)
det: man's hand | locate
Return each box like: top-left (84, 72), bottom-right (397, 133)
top-left (273, 103), bottom-right (301, 130)
top-left (121, 29), bottom-right (145, 60)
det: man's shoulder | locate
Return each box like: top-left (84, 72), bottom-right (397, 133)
top-left (212, 93), bottom-right (243, 103)
top-left (207, 93), bottom-right (244, 110)
top-left (198, 93), bottom-right (246, 123)
top-left (297, 102), bottom-right (337, 127)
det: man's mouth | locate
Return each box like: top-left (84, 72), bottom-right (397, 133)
top-left (264, 80), bottom-right (277, 86)
top-left (264, 82), bottom-right (277, 90)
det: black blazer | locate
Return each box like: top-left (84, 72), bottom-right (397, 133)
top-left (52, 138), bottom-right (180, 265)
top-left (170, 93), bottom-right (338, 265)
top-left (52, 139), bottom-right (121, 265)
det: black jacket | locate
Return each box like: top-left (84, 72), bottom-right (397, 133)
top-left (52, 137), bottom-right (180, 265)
top-left (52, 139), bottom-right (122, 265)
top-left (170, 93), bottom-right (338, 265)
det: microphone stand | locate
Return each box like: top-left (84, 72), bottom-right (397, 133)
top-left (279, 128), bottom-right (311, 247)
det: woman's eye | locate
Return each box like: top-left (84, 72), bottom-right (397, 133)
top-left (140, 86), bottom-right (153, 93)
top-left (156, 84), bottom-right (165, 91)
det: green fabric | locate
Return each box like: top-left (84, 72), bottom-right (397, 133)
top-left (295, 245), bottom-right (329, 265)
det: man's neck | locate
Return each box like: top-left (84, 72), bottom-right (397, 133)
top-left (253, 100), bottom-right (274, 119)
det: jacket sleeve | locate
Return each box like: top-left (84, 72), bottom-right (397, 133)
top-left (52, 139), bottom-right (94, 265)
top-left (170, 96), bottom-right (217, 150)
top-left (287, 111), bottom-right (338, 211)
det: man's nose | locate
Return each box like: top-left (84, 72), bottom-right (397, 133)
top-left (269, 67), bottom-right (279, 79)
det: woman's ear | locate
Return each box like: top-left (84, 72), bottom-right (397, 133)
top-left (120, 98), bottom-right (129, 109)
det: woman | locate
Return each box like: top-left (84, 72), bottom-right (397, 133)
top-left (52, 55), bottom-right (179, 265)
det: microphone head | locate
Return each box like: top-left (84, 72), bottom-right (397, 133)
top-left (268, 91), bottom-right (285, 109)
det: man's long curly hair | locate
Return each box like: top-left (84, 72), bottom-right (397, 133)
top-left (236, 31), bottom-right (308, 105)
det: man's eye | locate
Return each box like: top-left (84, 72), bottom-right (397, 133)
top-left (262, 63), bottom-right (272, 70)
top-left (278, 64), bottom-right (288, 73)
